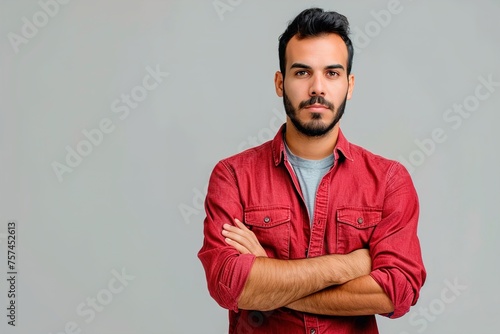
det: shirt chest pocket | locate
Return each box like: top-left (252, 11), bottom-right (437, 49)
top-left (244, 205), bottom-right (291, 259)
top-left (336, 207), bottom-right (382, 254)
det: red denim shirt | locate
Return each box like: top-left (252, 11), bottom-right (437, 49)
top-left (198, 125), bottom-right (426, 334)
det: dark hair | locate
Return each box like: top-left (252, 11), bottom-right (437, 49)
top-left (278, 8), bottom-right (354, 76)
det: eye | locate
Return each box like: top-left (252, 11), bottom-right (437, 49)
top-left (327, 71), bottom-right (339, 77)
top-left (295, 70), bottom-right (309, 77)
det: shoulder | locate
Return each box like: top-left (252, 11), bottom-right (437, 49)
top-left (346, 141), bottom-right (412, 181)
top-left (212, 140), bottom-right (274, 175)
top-left (222, 140), bottom-right (273, 164)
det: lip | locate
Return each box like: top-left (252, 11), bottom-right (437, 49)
top-left (305, 104), bottom-right (329, 111)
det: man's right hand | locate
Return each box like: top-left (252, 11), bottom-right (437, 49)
top-left (222, 218), bottom-right (268, 258)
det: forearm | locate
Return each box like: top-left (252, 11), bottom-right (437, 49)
top-left (237, 251), bottom-right (369, 311)
top-left (286, 275), bottom-right (394, 316)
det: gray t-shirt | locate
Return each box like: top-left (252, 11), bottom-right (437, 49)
top-left (285, 142), bottom-right (334, 224)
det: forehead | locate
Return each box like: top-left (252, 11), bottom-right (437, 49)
top-left (285, 33), bottom-right (348, 68)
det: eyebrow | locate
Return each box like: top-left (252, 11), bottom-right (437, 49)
top-left (290, 63), bottom-right (345, 71)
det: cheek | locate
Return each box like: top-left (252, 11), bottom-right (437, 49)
top-left (284, 81), bottom-right (305, 101)
top-left (328, 83), bottom-right (349, 102)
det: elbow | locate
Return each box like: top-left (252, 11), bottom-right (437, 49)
top-left (199, 258), bottom-right (239, 311)
top-left (384, 284), bottom-right (415, 319)
top-left (209, 281), bottom-right (240, 311)
top-left (200, 253), bottom-right (257, 312)
top-left (370, 269), bottom-right (423, 319)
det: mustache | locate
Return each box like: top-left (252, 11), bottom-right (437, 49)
top-left (298, 96), bottom-right (335, 110)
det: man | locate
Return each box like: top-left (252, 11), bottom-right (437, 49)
top-left (198, 7), bottom-right (426, 333)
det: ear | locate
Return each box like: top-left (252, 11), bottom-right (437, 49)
top-left (346, 74), bottom-right (355, 100)
top-left (274, 71), bottom-right (284, 97)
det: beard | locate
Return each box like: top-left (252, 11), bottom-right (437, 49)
top-left (283, 90), bottom-right (348, 137)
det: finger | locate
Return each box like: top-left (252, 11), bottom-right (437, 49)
top-left (223, 223), bottom-right (243, 234)
top-left (228, 221), bottom-right (261, 248)
top-left (233, 220), bottom-right (257, 238)
top-left (227, 236), bottom-right (262, 257)
top-left (224, 237), bottom-right (250, 254)
top-left (234, 218), bottom-right (249, 230)
top-left (223, 223), bottom-right (251, 238)
top-left (222, 228), bottom-right (251, 247)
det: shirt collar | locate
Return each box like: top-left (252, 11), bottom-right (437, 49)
top-left (272, 124), bottom-right (354, 166)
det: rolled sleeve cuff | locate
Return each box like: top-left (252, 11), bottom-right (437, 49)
top-left (370, 269), bottom-right (415, 319)
top-left (212, 253), bottom-right (256, 312)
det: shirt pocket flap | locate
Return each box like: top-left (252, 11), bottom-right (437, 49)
top-left (244, 206), bottom-right (290, 228)
top-left (337, 207), bottom-right (382, 229)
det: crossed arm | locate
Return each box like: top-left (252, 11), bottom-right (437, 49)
top-left (222, 219), bottom-right (394, 315)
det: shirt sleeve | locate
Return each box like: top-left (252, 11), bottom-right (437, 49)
top-left (369, 162), bottom-right (427, 318)
top-left (198, 160), bottom-right (256, 312)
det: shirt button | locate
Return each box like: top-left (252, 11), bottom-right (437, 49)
top-left (357, 217), bottom-right (364, 224)
top-left (263, 216), bottom-right (270, 223)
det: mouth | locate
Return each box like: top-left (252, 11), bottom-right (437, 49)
top-left (304, 104), bottom-right (329, 112)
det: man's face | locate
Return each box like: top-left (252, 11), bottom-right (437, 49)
top-left (275, 34), bottom-right (354, 137)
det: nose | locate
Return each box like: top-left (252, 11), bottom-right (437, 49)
top-left (309, 74), bottom-right (325, 96)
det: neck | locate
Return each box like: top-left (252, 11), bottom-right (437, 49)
top-left (284, 119), bottom-right (339, 160)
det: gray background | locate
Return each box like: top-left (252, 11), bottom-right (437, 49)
top-left (1, 0), bottom-right (499, 333)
